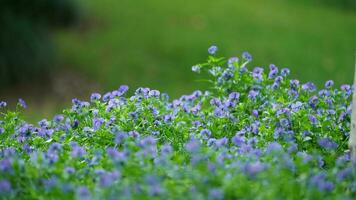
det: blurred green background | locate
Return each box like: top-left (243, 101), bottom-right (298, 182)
top-left (0, 0), bottom-right (356, 122)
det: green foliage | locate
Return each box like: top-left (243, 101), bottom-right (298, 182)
top-left (0, 49), bottom-right (355, 199)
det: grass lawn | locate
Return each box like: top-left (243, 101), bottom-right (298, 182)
top-left (55, 0), bottom-right (356, 98)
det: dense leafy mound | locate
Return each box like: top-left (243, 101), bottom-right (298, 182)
top-left (0, 47), bottom-right (355, 199)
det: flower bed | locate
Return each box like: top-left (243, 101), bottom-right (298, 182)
top-left (0, 46), bottom-right (355, 199)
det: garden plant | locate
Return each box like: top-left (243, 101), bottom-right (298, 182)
top-left (0, 46), bottom-right (355, 199)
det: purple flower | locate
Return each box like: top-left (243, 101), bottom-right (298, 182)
top-left (242, 51), bottom-right (252, 62)
top-left (283, 131), bottom-right (295, 143)
top-left (49, 142), bottom-right (62, 152)
top-left (273, 127), bottom-right (283, 139)
top-left (23, 144), bottom-right (33, 154)
top-left (274, 76), bottom-right (283, 84)
top-left (0, 180), bottom-right (11, 193)
top-left (93, 118), bottom-right (104, 131)
top-left (54, 115), bottom-right (64, 123)
top-left (250, 122), bottom-right (259, 134)
top-left (207, 138), bottom-right (216, 147)
top-left (210, 98), bottom-right (222, 107)
top-left (90, 93), bottom-right (101, 102)
top-left (336, 154), bottom-right (350, 166)
top-left (149, 90), bottom-right (160, 97)
top-left (208, 45), bottom-right (218, 55)
top-left (105, 116), bottom-right (116, 127)
top-left (336, 167), bottom-right (353, 182)
top-left (0, 101), bottom-right (7, 108)
top-left (129, 112), bottom-right (138, 120)
top-left (280, 118), bottom-right (289, 127)
top-left (318, 138), bottom-right (338, 150)
top-left (269, 64), bottom-right (278, 71)
top-left (222, 70), bottom-right (233, 80)
top-left (247, 137), bottom-right (258, 146)
top-left (163, 114), bottom-right (174, 123)
top-left (252, 67), bottom-right (263, 81)
top-left (341, 84), bottom-right (351, 92)
top-left (302, 130), bottom-right (311, 138)
top-left (185, 139), bottom-right (200, 152)
top-left (214, 107), bottom-right (224, 117)
top-left (308, 96), bottom-right (318, 108)
top-left (248, 90), bottom-right (259, 100)
top-left (302, 82), bottom-right (317, 92)
top-left (308, 115), bottom-right (318, 125)
top-left (316, 155), bottom-right (324, 168)
top-left (327, 109), bottom-right (336, 115)
top-left (18, 98), bottom-right (27, 108)
top-left (232, 134), bottom-right (245, 146)
top-left (38, 119), bottom-right (49, 128)
top-left (106, 147), bottom-right (119, 159)
top-left (252, 109), bottom-right (259, 118)
top-left (310, 172), bottom-right (326, 184)
top-left (310, 173), bottom-right (334, 192)
top-left (287, 142), bottom-right (298, 153)
top-left (161, 144), bottom-right (173, 155)
top-left (43, 176), bottom-right (57, 190)
top-left (118, 85), bottom-right (129, 95)
top-left (65, 167), bottom-right (75, 174)
top-left (288, 89), bottom-right (299, 99)
top-left (99, 171), bottom-right (120, 187)
top-left (282, 154), bottom-right (295, 172)
top-left (281, 68), bottom-right (290, 76)
top-left (103, 92), bottom-right (112, 102)
top-left (228, 92), bottom-right (240, 101)
top-left (297, 151), bottom-right (313, 163)
top-left (266, 142), bottom-right (283, 154)
top-left (72, 146), bottom-right (86, 158)
top-left (114, 132), bottom-right (127, 144)
top-left (76, 186), bottom-right (90, 200)
top-left (38, 128), bottom-right (48, 137)
top-left (290, 101), bottom-right (303, 112)
top-left (208, 188), bottom-right (223, 200)
top-left (0, 159), bottom-right (12, 171)
top-left (268, 64), bottom-right (278, 79)
top-left (243, 161), bottom-right (265, 177)
top-left (140, 136), bottom-right (156, 147)
top-left (318, 89), bottom-right (330, 97)
top-left (128, 131), bottom-right (140, 138)
top-left (72, 98), bottom-right (81, 105)
top-left (72, 119), bottom-right (80, 129)
top-left (215, 137), bottom-right (228, 148)
top-left (325, 80), bottom-right (334, 88)
top-left (228, 57), bottom-right (239, 66)
top-left (200, 129), bottom-right (212, 137)
top-left (149, 184), bottom-right (163, 196)
top-left (45, 151), bottom-right (59, 164)
top-left (253, 67), bottom-right (263, 74)
top-left (290, 79), bottom-right (300, 88)
top-left (107, 147), bottom-right (126, 162)
top-left (319, 181), bottom-right (335, 192)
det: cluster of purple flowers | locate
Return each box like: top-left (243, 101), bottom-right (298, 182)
top-left (0, 46), bottom-right (355, 199)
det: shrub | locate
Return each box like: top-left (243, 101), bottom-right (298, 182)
top-left (0, 47), bottom-right (355, 199)
top-left (0, 0), bottom-right (78, 87)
